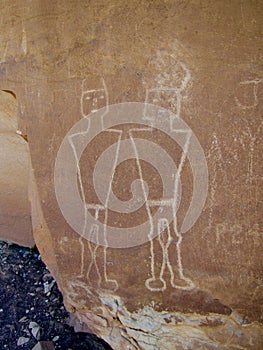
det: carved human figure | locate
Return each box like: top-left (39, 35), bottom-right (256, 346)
top-left (69, 78), bottom-right (119, 292)
top-left (143, 61), bottom-right (195, 291)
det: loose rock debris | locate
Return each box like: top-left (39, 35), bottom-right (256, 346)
top-left (0, 241), bottom-right (113, 350)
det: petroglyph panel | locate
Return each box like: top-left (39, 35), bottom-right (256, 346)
top-left (1, 1), bottom-right (262, 349)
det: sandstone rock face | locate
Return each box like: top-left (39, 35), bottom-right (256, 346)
top-left (0, 1), bottom-right (262, 349)
top-left (0, 90), bottom-right (34, 247)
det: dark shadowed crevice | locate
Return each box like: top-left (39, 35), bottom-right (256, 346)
top-left (1, 89), bottom-right (17, 99)
top-left (0, 90), bottom-right (28, 142)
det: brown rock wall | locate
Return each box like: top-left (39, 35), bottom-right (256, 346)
top-left (0, 1), bottom-right (262, 348)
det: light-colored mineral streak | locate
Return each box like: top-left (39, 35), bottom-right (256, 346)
top-left (68, 293), bottom-right (263, 350)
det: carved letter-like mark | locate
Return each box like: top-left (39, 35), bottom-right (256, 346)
top-left (235, 78), bottom-right (262, 110)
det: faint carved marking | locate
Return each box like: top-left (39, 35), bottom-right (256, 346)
top-left (21, 23), bottom-right (27, 55)
top-left (242, 121), bottom-right (263, 187)
top-left (206, 133), bottom-right (225, 233)
top-left (215, 223), bottom-right (262, 246)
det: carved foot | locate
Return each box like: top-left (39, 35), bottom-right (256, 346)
top-left (145, 277), bottom-right (166, 292)
top-left (100, 279), bottom-right (119, 292)
top-left (171, 276), bottom-right (195, 290)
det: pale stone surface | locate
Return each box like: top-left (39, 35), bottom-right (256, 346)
top-left (72, 295), bottom-right (263, 350)
top-left (0, 90), bottom-right (34, 247)
top-left (32, 341), bottom-right (55, 350)
top-left (0, 1), bottom-right (262, 349)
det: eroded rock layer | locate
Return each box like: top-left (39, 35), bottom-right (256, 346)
top-left (0, 90), bottom-right (33, 247)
